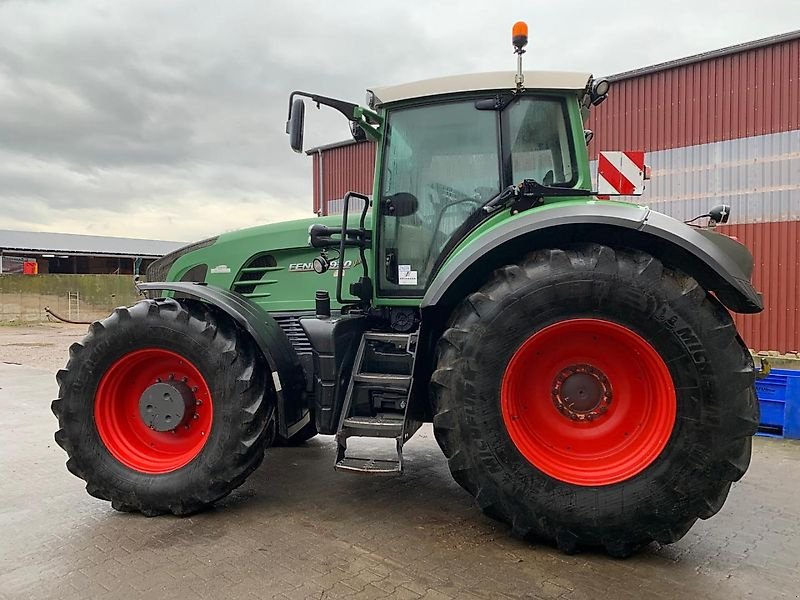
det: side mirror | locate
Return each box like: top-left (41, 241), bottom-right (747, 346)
top-left (286, 98), bottom-right (305, 153)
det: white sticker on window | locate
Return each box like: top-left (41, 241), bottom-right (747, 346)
top-left (398, 265), bottom-right (417, 286)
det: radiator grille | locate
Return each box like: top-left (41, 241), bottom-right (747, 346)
top-left (273, 313), bottom-right (313, 355)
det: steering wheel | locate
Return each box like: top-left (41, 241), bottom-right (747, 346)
top-left (428, 182), bottom-right (477, 207)
top-left (422, 183), bottom-right (482, 275)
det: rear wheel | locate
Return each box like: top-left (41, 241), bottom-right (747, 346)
top-left (52, 298), bottom-right (273, 516)
top-left (431, 244), bottom-right (757, 556)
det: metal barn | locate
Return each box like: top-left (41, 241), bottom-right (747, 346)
top-left (307, 31), bottom-right (800, 352)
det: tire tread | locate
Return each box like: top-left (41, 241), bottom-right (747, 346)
top-left (430, 243), bottom-right (757, 555)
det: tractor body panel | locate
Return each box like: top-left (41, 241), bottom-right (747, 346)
top-left (421, 200), bottom-right (763, 314)
top-left (152, 216), bottom-right (369, 313)
top-left (298, 313), bottom-right (367, 434)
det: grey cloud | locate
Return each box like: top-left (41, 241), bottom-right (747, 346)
top-left (0, 0), bottom-right (798, 239)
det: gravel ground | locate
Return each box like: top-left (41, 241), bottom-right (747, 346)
top-left (1, 324), bottom-right (799, 600)
top-left (0, 323), bottom-right (87, 372)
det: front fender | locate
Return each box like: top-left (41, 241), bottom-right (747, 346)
top-left (422, 202), bottom-right (762, 314)
top-left (137, 281), bottom-right (310, 437)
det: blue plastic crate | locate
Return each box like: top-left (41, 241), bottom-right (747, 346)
top-left (754, 368), bottom-right (800, 439)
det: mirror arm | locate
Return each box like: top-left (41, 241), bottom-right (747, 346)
top-left (286, 93), bottom-right (382, 147)
top-left (352, 106), bottom-right (382, 141)
top-left (355, 105), bottom-right (383, 125)
top-left (287, 91), bottom-right (359, 122)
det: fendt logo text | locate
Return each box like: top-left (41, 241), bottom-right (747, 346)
top-left (287, 259), bottom-right (357, 272)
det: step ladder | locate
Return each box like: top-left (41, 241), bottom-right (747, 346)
top-left (335, 331), bottom-right (418, 475)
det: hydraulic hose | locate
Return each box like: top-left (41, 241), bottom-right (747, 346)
top-left (44, 306), bottom-right (93, 325)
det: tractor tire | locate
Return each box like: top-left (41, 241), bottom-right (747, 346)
top-left (52, 298), bottom-right (273, 516)
top-left (274, 419), bottom-right (318, 446)
top-left (431, 244), bottom-right (758, 556)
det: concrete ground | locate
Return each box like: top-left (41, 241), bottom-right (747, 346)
top-left (1, 325), bottom-right (799, 600)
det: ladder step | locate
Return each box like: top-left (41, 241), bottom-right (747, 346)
top-left (334, 456), bottom-right (401, 475)
top-left (363, 332), bottom-right (412, 343)
top-left (333, 328), bottom-right (418, 477)
top-left (342, 414), bottom-right (404, 437)
top-left (352, 373), bottom-right (411, 387)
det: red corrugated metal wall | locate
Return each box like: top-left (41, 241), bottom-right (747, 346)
top-left (586, 36), bottom-right (800, 156)
top-left (720, 221), bottom-right (800, 353)
top-left (311, 142), bottom-right (376, 215)
top-left (584, 36), bottom-right (800, 352)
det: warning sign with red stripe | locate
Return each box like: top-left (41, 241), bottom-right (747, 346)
top-left (597, 151), bottom-right (645, 196)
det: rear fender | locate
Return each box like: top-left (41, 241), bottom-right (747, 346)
top-left (137, 282), bottom-right (310, 438)
top-left (421, 203), bottom-right (763, 314)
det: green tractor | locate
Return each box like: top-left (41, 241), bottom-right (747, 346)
top-left (54, 23), bottom-right (763, 555)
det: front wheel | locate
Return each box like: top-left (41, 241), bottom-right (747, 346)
top-left (431, 244), bottom-right (758, 556)
top-left (52, 299), bottom-right (274, 516)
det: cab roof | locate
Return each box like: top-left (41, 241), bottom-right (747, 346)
top-left (368, 71), bottom-right (592, 107)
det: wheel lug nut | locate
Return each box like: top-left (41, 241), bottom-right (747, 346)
top-left (182, 376), bottom-right (188, 383)
top-left (193, 414), bottom-right (198, 420)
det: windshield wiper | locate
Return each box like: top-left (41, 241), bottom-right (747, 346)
top-left (482, 179), bottom-right (592, 215)
top-left (482, 185), bottom-right (518, 213)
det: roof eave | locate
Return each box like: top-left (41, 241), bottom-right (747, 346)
top-left (369, 70), bottom-right (592, 108)
top-left (608, 29), bottom-right (800, 82)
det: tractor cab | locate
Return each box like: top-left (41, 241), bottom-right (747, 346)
top-left (373, 75), bottom-right (591, 296)
top-left (287, 71), bottom-right (609, 309)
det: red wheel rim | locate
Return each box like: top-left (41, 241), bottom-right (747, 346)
top-left (94, 348), bottom-right (213, 474)
top-left (500, 318), bottom-right (676, 486)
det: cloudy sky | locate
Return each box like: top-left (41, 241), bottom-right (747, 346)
top-left (1, 1), bottom-right (798, 242)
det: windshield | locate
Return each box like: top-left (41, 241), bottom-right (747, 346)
top-left (378, 96), bottom-right (576, 295)
top-left (506, 98), bottom-right (576, 186)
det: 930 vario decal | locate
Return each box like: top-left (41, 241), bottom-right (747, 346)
top-left (287, 259), bottom-right (359, 273)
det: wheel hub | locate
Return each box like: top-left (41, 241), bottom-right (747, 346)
top-left (95, 348), bottom-right (212, 474)
top-left (138, 379), bottom-right (196, 432)
top-left (552, 364), bottom-right (611, 421)
top-left (501, 318), bottom-right (676, 486)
